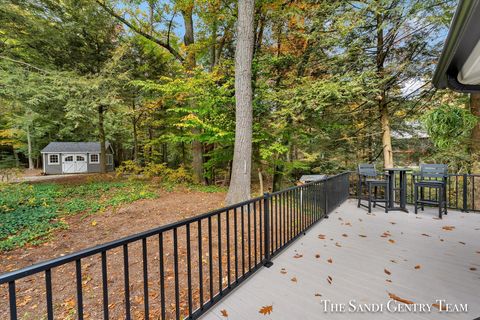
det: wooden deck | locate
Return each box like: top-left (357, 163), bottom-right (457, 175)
top-left (201, 200), bottom-right (480, 320)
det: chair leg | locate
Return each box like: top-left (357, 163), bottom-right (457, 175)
top-left (444, 186), bottom-right (448, 215)
top-left (438, 188), bottom-right (443, 219)
top-left (385, 184), bottom-right (389, 213)
top-left (421, 187), bottom-right (424, 211)
top-left (414, 185), bottom-right (418, 214)
top-left (368, 183), bottom-right (372, 213)
top-left (357, 179), bottom-right (362, 208)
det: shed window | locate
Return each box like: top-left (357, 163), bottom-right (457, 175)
top-left (90, 154), bottom-right (99, 164)
top-left (107, 154), bottom-right (113, 165)
top-left (48, 154), bottom-right (59, 165)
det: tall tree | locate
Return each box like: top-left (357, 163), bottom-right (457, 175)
top-left (226, 0), bottom-right (255, 204)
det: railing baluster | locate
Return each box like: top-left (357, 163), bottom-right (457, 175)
top-left (253, 201), bottom-right (257, 266)
top-left (217, 213), bottom-right (223, 294)
top-left (275, 194), bottom-right (279, 250)
top-left (45, 269), bottom-right (53, 320)
top-left (197, 220), bottom-right (204, 308)
top-left (208, 216), bottom-right (213, 301)
top-left (234, 207), bottom-right (238, 281)
top-left (241, 206), bottom-right (245, 275)
top-left (259, 198), bottom-right (263, 261)
top-left (226, 210), bottom-right (231, 287)
top-left (173, 228), bottom-right (180, 320)
top-left (159, 233), bottom-right (166, 320)
top-left (123, 245), bottom-right (131, 320)
top-left (101, 252), bottom-right (109, 320)
top-left (263, 193), bottom-right (272, 267)
top-left (8, 281), bottom-right (17, 320)
top-left (247, 203), bottom-right (251, 269)
top-left (186, 223), bottom-right (192, 317)
top-left (75, 259), bottom-right (84, 320)
top-left (142, 238), bottom-right (149, 319)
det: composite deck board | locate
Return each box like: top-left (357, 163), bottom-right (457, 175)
top-left (201, 200), bottom-right (480, 320)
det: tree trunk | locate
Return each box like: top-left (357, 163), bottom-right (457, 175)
top-left (26, 124), bottom-right (34, 170)
top-left (132, 103), bottom-right (139, 162)
top-left (98, 105), bottom-right (107, 173)
top-left (225, 0), bottom-right (255, 205)
top-left (380, 103), bottom-right (393, 168)
top-left (182, 5), bottom-right (205, 184)
top-left (375, 9), bottom-right (393, 169)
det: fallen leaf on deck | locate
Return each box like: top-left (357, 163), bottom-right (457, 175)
top-left (458, 241), bottom-right (466, 245)
top-left (388, 239), bottom-right (395, 244)
top-left (314, 293), bottom-right (322, 297)
top-left (345, 222), bottom-right (352, 226)
top-left (421, 233), bottom-right (431, 237)
top-left (221, 309), bottom-right (228, 317)
top-left (388, 292), bottom-right (414, 304)
top-left (476, 251), bottom-right (480, 254)
top-left (386, 279), bottom-right (392, 283)
top-left (470, 267), bottom-right (477, 271)
top-left (327, 258), bottom-right (333, 263)
top-left (291, 277), bottom-right (297, 282)
top-left (390, 259), bottom-right (397, 263)
top-left (259, 305), bottom-right (273, 315)
top-left (414, 265), bottom-right (421, 269)
top-left (359, 234), bottom-right (367, 238)
top-left (335, 242), bottom-right (342, 247)
top-left (442, 226), bottom-right (455, 231)
top-left (327, 276), bottom-right (333, 284)
top-left (318, 234), bottom-right (326, 239)
top-left (342, 234), bottom-right (348, 237)
top-left (432, 303), bottom-right (447, 311)
top-left (390, 222), bottom-right (396, 225)
top-left (294, 253), bottom-right (303, 258)
top-left (384, 268), bottom-right (391, 275)
top-left (280, 268), bottom-right (287, 274)
top-left (315, 254), bottom-right (320, 258)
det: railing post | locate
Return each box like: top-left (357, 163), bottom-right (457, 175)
top-left (323, 179), bottom-right (329, 218)
top-left (463, 174), bottom-right (468, 212)
top-left (263, 192), bottom-right (273, 268)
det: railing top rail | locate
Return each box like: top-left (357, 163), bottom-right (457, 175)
top-left (269, 171), bottom-right (350, 196)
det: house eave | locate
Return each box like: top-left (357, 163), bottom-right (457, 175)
top-left (432, 0), bottom-right (480, 93)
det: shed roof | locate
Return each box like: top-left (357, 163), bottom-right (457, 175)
top-left (41, 142), bottom-right (111, 153)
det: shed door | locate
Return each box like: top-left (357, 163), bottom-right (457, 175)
top-left (62, 155), bottom-right (75, 173)
top-left (75, 155), bottom-right (87, 173)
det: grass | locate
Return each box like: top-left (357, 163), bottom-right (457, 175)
top-left (0, 180), bottom-right (158, 251)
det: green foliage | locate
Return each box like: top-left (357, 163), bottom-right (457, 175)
top-left (424, 104), bottom-right (477, 149)
top-left (116, 160), bottom-right (194, 184)
top-left (0, 180), bottom-right (158, 251)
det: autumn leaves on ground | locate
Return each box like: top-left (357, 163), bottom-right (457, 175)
top-left (0, 174), bottom-right (228, 319)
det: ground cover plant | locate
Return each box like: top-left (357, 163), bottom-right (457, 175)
top-left (0, 179), bottom-right (158, 251)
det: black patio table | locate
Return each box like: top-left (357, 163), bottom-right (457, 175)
top-left (384, 167), bottom-right (412, 212)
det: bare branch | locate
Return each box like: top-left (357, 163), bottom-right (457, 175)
top-left (95, 0), bottom-right (184, 63)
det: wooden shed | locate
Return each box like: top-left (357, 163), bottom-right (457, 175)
top-left (40, 142), bottom-right (114, 175)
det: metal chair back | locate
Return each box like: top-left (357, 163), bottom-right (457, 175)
top-left (358, 163), bottom-right (377, 177)
top-left (420, 164), bottom-right (448, 180)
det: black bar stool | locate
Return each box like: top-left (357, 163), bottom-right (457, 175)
top-left (414, 164), bottom-right (448, 218)
top-left (357, 164), bottom-right (389, 213)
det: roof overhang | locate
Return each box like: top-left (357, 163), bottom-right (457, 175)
top-left (432, 0), bottom-right (480, 93)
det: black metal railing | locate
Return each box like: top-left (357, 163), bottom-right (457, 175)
top-left (350, 172), bottom-right (480, 212)
top-left (0, 172), bottom-right (350, 320)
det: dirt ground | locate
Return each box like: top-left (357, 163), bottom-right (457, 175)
top-left (0, 187), bottom-right (231, 319)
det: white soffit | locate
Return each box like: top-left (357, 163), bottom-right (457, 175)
top-left (459, 38), bottom-right (480, 85)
